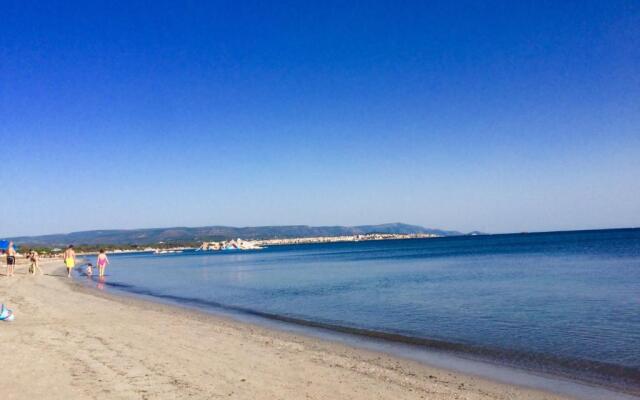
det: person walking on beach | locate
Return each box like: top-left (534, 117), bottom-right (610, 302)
top-left (63, 245), bottom-right (76, 278)
top-left (6, 242), bottom-right (16, 277)
top-left (96, 249), bottom-right (109, 277)
top-left (28, 250), bottom-right (43, 275)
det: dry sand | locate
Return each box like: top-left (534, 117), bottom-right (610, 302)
top-left (0, 260), bottom-right (573, 400)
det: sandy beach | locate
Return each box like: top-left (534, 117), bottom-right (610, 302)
top-left (0, 260), bottom-right (573, 400)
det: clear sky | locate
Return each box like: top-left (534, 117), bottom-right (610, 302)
top-left (1, 1), bottom-right (639, 237)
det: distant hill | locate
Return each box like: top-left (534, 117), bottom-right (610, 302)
top-left (7, 223), bottom-right (464, 247)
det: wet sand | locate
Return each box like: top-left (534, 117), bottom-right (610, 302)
top-left (0, 260), bottom-right (573, 400)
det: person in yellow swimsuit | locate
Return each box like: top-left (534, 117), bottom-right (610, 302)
top-left (63, 245), bottom-right (76, 278)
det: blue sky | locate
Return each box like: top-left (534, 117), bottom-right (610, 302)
top-left (1, 1), bottom-right (639, 237)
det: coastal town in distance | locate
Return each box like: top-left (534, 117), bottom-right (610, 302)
top-left (6, 224), bottom-right (448, 256)
top-left (199, 232), bottom-right (439, 251)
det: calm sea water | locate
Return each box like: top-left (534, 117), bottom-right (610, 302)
top-left (82, 229), bottom-right (640, 394)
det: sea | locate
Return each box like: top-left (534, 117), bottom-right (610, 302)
top-left (78, 228), bottom-right (640, 398)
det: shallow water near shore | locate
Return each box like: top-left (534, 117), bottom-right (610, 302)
top-left (79, 228), bottom-right (640, 397)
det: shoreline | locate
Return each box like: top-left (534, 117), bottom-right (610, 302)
top-left (83, 270), bottom-right (640, 400)
top-left (0, 262), bottom-right (634, 399)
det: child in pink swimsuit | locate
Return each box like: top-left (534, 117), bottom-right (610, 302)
top-left (96, 249), bottom-right (109, 277)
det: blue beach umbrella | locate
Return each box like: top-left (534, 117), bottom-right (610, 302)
top-left (0, 240), bottom-right (19, 252)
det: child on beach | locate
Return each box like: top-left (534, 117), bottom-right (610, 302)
top-left (97, 249), bottom-right (109, 277)
top-left (86, 263), bottom-right (93, 276)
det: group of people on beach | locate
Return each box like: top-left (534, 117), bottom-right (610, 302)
top-left (1, 241), bottom-right (41, 276)
top-left (3, 242), bottom-right (109, 278)
top-left (63, 245), bottom-right (110, 278)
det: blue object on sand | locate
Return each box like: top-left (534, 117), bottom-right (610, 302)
top-left (0, 304), bottom-right (14, 321)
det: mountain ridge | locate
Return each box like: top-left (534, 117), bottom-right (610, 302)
top-left (6, 223), bottom-right (466, 246)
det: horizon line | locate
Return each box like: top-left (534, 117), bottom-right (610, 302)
top-left (4, 224), bottom-right (639, 241)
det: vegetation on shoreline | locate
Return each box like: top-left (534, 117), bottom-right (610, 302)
top-left (7, 223), bottom-right (462, 248)
top-left (15, 242), bottom-right (201, 255)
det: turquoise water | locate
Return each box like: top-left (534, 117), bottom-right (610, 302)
top-left (82, 228), bottom-right (640, 394)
